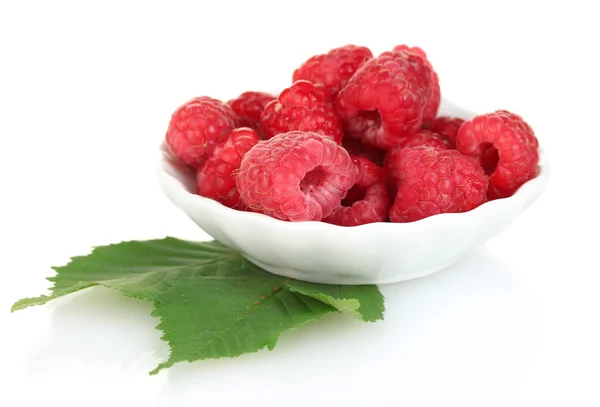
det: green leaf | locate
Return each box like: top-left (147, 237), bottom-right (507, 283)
top-left (12, 237), bottom-right (386, 373)
top-left (286, 280), bottom-right (384, 322)
top-left (149, 278), bottom-right (335, 375)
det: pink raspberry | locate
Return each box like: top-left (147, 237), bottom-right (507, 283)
top-left (401, 130), bottom-right (451, 150)
top-left (383, 133), bottom-right (450, 195)
top-left (387, 147), bottom-right (488, 222)
top-left (196, 128), bottom-right (259, 209)
top-left (335, 50), bottom-right (434, 149)
top-left (165, 96), bottom-right (237, 167)
top-left (260, 81), bottom-right (343, 144)
top-left (227, 91), bottom-right (276, 135)
top-left (236, 132), bottom-right (356, 221)
top-left (422, 116), bottom-right (465, 147)
top-left (456, 110), bottom-right (539, 200)
top-left (292, 45), bottom-right (373, 100)
top-left (393, 45), bottom-right (440, 122)
top-left (324, 157), bottom-right (390, 226)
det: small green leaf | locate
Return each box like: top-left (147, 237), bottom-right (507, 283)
top-left (286, 280), bottom-right (384, 322)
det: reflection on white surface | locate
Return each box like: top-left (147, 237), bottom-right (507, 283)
top-left (26, 288), bottom-right (167, 367)
top-left (17, 248), bottom-right (542, 407)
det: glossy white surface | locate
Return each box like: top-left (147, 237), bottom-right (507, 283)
top-left (157, 99), bottom-right (549, 284)
top-left (2, 1), bottom-right (599, 407)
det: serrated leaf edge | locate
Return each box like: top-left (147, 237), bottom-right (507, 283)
top-left (286, 284), bottom-right (385, 323)
top-left (148, 285), bottom-right (337, 375)
top-left (11, 237), bottom-right (241, 312)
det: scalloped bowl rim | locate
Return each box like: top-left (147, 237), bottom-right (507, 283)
top-left (158, 147), bottom-right (549, 234)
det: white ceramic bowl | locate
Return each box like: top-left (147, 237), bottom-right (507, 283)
top-left (157, 99), bottom-right (549, 285)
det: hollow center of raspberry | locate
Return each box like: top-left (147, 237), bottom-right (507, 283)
top-left (357, 110), bottom-right (382, 127)
top-left (480, 143), bottom-right (500, 176)
top-left (300, 167), bottom-right (327, 194)
top-left (341, 185), bottom-right (366, 207)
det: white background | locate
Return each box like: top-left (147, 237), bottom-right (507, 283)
top-left (1, 1), bottom-right (599, 406)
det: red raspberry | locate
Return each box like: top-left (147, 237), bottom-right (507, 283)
top-left (196, 128), bottom-right (259, 209)
top-left (383, 134), bottom-right (450, 196)
top-left (456, 110), bottom-right (539, 200)
top-left (422, 116), bottom-right (465, 147)
top-left (165, 96), bottom-right (237, 167)
top-left (335, 50), bottom-right (433, 149)
top-left (227, 91), bottom-right (276, 134)
top-left (324, 157), bottom-right (390, 226)
top-left (236, 132), bottom-right (355, 221)
top-left (401, 130), bottom-right (450, 150)
top-left (260, 81), bottom-right (343, 144)
top-left (393, 45), bottom-right (440, 122)
top-left (292, 45), bottom-right (373, 100)
top-left (342, 137), bottom-right (386, 166)
top-left (387, 147), bottom-right (488, 223)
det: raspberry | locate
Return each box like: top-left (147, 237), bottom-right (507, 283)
top-left (422, 116), bottom-right (465, 147)
top-left (165, 96), bottom-right (237, 167)
top-left (393, 45), bottom-right (440, 122)
top-left (342, 137), bottom-right (386, 166)
top-left (324, 157), bottom-right (390, 226)
top-left (292, 45), bottom-right (373, 100)
top-left (387, 147), bottom-right (488, 223)
top-left (401, 130), bottom-right (451, 150)
top-left (383, 134), bottom-right (450, 196)
top-left (236, 131), bottom-right (356, 221)
top-left (196, 128), bottom-right (259, 209)
top-left (456, 110), bottom-right (539, 200)
top-left (260, 81), bottom-right (343, 144)
top-left (227, 91), bottom-right (276, 134)
top-left (335, 50), bottom-right (433, 149)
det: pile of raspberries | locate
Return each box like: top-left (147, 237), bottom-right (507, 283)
top-left (165, 44), bottom-right (540, 226)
